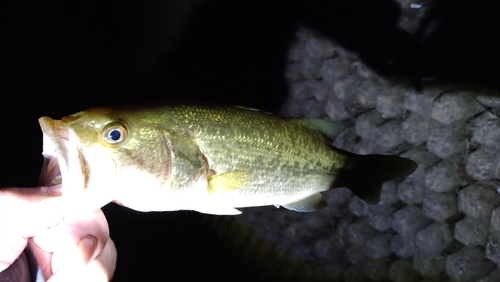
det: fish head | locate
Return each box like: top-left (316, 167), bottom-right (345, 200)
top-left (39, 107), bottom-right (174, 216)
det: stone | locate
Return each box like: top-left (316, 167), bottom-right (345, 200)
top-left (486, 233), bottom-right (500, 266)
top-left (422, 191), bottom-right (458, 221)
top-left (346, 219), bottom-right (378, 247)
top-left (299, 57), bottom-right (321, 79)
top-left (335, 213), bottom-right (357, 244)
top-left (332, 76), bottom-right (359, 101)
top-left (397, 177), bottom-right (424, 205)
top-left (477, 95), bottom-right (500, 108)
top-left (401, 146), bottom-right (440, 169)
top-left (470, 111), bottom-right (495, 128)
top-left (379, 181), bottom-right (399, 205)
top-left (352, 138), bottom-right (383, 155)
top-left (454, 216), bottom-right (488, 246)
top-left (391, 234), bottom-right (415, 258)
top-left (312, 79), bottom-right (332, 101)
top-left (284, 62), bottom-right (302, 82)
top-left (333, 127), bottom-right (359, 152)
top-left (389, 260), bottom-right (423, 282)
top-left (333, 127), bottom-right (357, 151)
top-left (466, 145), bottom-right (500, 181)
top-left (363, 259), bottom-right (390, 281)
top-left (404, 89), bottom-right (438, 117)
top-left (368, 204), bottom-right (395, 231)
top-left (490, 207), bottom-right (500, 233)
top-left (348, 196), bottom-right (369, 217)
top-left (458, 184), bottom-right (500, 220)
top-left (376, 89), bottom-right (404, 119)
top-left (280, 99), bottom-right (305, 118)
top-left (313, 237), bottom-right (343, 261)
top-left (305, 36), bottom-right (335, 59)
top-left (426, 120), bottom-right (466, 158)
top-left (301, 99), bottom-right (324, 118)
top-left (333, 79), bottom-right (368, 118)
top-left (325, 188), bottom-right (352, 217)
top-left (416, 221), bottom-right (454, 256)
top-left (295, 26), bottom-right (312, 41)
top-left (425, 160), bottom-right (462, 193)
top-left (288, 244), bottom-right (314, 261)
top-left (400, 147), bottom-right (439, 197)
top-left (413, 246), bottom-right (446, 277)
top-left (355, 82), bottom-right (378, 108)
top-left (289, 81), bottom-right (314, 100)
top-left (354, 110), bottom-right (384, 140)
top-left (392, 205), bottom-right (431, 237)
top-left (286, 40), bottom-right (304, 63)
top-left (320, 57), bottom-right (353, 81)
top-left (445, 246), bottom-right (496, 282)
top-left (374, 120), bottom-right (404, 150)
top-left (345, 244), bottom-right (369, 265)
top-left (353, 60), bottom-right (373, 80)
top-left (344, 265), bottom-right (370, 282)
top-left (478, 267), bottom-right (500, 282)
top-left (325, 97), bottom-right (351, 122)
top-left (431, 92), bottom-right (481, 124)
top-left (471, 115), bottom-right (500, 151)
top-left (401, 112), bottom-right (428, 144)
top-left (365, 234), bottom-right (392, 260)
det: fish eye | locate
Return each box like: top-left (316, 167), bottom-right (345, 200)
top-left (103, 123), bottom-right (127, 144)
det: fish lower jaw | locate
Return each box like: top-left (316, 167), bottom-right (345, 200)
top-left (39, 155), bottom-right (62, 187)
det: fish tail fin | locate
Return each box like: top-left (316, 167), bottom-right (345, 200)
top-left (332, 153), bottom-right (417, 202)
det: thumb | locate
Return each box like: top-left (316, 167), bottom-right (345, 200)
top-left (0, 185), bottom-right (64, 272)
top-left (1, 185), bottom-right (64, 237)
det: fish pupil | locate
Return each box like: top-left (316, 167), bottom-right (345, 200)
top-left (109, 130), bottom-right (121, 141)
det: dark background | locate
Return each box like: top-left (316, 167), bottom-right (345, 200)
top-left (2, 0), bottom-right (500, 281)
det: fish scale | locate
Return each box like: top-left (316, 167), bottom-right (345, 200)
top-left (156, 104), bottom-right (347, 173)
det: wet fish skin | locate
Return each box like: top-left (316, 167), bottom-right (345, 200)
top-left (39, 102), bottom-right (417, 215)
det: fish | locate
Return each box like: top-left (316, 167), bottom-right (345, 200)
top-left (38, 102), bottom-right (417, 216)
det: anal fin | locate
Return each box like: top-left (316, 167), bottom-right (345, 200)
top-left (195, 206), bottom-right (242, 215)
top-left (282, 193), bottom-right (327, 212)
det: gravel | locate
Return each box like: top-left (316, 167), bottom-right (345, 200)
top-left (230, 24), bottom-right (500, 281)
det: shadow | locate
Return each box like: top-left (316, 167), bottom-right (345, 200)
top-left (411, 0), bottom-right (500, 90)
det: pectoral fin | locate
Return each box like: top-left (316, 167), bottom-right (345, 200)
top-left (282, 193), bottom-right (327, 212)
top-left (208, 170), bottom-right (253, 194)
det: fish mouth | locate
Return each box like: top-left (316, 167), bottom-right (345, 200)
top-left (39, 118), bottom-right (63, 187)
top-left (39, 117), bottom-right (86, 191)
top-left (39, 116), bottom-right (117, 217)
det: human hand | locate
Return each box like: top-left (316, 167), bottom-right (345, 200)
top-left (0, 185), bottom-right (117, 282)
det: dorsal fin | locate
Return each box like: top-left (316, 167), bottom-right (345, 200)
top-left (294, 119), bottom-right (344, 140)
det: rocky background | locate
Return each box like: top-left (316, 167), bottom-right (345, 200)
top-left (219, 2), bottom-right (500, 281)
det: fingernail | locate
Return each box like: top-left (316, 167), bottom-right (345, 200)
top-left (79, 236), bottom-right (98, 263)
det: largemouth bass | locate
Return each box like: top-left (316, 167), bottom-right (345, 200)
top-left (39, 103), bottom-right (417, 215)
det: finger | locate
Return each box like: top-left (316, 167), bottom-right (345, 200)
top-left (47, 239), bottom-right (117, 282)
top-left (1, 185), bottom-right (62, 198)
top-left (0, 232), bottom-right (28, 272)
top-left (27, 237), bottom-right (53, 279)
top-left (1, 185), bottom-right (64, 237)
top-left (0, 186), bottom-right (62, 272)
top-left (31, 209), bottom-right (109, 278)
